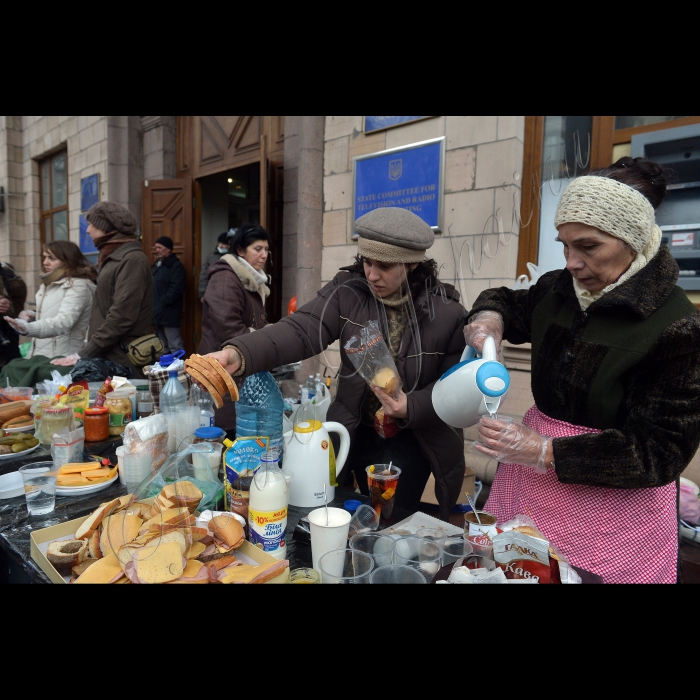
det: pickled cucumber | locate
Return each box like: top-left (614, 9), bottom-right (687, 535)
top-left (0, 429), bottom-right (4, 438)
top-left (0, 437), bottom-right (21, 445)
top-left (23, 438), bottom-right (39, 448)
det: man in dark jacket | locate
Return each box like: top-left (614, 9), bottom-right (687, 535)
top-left (0, 262), bottom-right (26, 368)
top-left (152, 236), bottom-right (186, 354)
top-left (198, 231), bottom-right (231, 301)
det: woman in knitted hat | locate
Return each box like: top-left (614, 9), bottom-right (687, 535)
top-left (464, 156), bottom-right (700, 583)
top-left (3, 240), bottom-right (96, 359)
top-left (198, 207), bottom-right (468, 520)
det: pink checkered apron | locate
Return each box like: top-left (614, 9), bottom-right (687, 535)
top-left (484, 405), bottom-right (678, 584)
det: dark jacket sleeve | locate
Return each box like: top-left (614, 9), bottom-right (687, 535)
top-left (553, 314), bottom-right (700, 489)
top-left (227, 276), bottom-right (344, 369)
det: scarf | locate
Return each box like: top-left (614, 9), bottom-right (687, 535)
top-left (39, 267), bottom-right (66, 286)
top-left (95, 232), bottom-right (135, 267)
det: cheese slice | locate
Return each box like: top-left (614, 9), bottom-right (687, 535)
top-left (58, 475), bottom-right (90, 485)
top-left (100, 513), bottom-right (143, 557)
top-left (134, 541), bottom-right (185, 583)
top-left (84, 467), bottom-right (111, 479)
top-left (74, 552), bottom-right (123, 583)
top-left (186, 542), bottom-right (206, 559)
top-left (217, 564), bottom-right (262, 584)
top-left (59, 462), bottom-right (104, 474)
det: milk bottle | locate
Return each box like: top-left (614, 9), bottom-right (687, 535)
top-left (248, 451), bottom-right (288, 560)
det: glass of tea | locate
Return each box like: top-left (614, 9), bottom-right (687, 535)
top-left (365, 464), bottom-right (402, 524)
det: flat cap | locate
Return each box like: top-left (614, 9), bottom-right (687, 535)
top-left (355, 207), bottom-right (434, 264)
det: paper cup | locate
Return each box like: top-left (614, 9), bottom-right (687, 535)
top-left (307, 506), bottom-right (351, 573)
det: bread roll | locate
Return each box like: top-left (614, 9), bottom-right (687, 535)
top-left (371, 367), bottom-right (400, 396)
top-left (47, 538), bottom-right (89, 576)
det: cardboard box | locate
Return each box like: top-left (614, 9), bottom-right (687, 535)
top-left (31, 504), bottom-right (289, 584)
top-left (420, 466), bottom-right (476, 506)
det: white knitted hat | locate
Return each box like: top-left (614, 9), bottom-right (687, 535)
top-left (554, 175), bottom-right (661, 258)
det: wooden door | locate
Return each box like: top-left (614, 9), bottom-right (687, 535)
top-left (141, 178), bottom-right (195, 355)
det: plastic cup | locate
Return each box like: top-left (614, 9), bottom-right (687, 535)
top-left (438, 536), bottom-right (474, 567)
top-left (393, 535), bottom-right (442, 582)
top-left (123, 452), bottom-right (153, 493)
top-left (192, 442), bottom-right (223, 480)
top-left (366, 464), bottom-right (402, 523)
top-left (370, 564), bottom-right (427, 584)
top-left (18, 461), bottom-right (57, 516)
top-left (115, 446), bottom-right (126, 486)
top-left (318, 547), bottom-right (374, 584)
top-left (416, 527), bottom-right (449, 542)
top-left (308, 507), bottom-right (351, 573)
top-left (347, 503), bottom-right (380, 538)
top-left (349, 531), bottom-right (396, 568)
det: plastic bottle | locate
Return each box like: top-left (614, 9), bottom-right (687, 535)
top-left (305, 375), bottom-right (316, 402)
top-left (248, 452), bottom-right (288, 560)
top-left (191, 382), bottom-right (215, 427)
top-left (160, 368), bottom-right (188, 414)
top-left (235, 371), bottom-right (285, 462)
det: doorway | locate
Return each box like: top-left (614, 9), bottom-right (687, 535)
top-left (198, 160), bottom-right (283, 325)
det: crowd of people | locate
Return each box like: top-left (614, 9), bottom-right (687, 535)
top-left (0, 155), bottom-right (698, 583)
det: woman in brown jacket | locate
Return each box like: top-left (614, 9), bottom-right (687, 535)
top-left (200, 208), bottom-right (468, 521)
top-left (198, 224), bottom-right (271, 433)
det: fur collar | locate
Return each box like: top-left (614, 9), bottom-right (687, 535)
top-left (552, 245), bottom-right (679, 320)
top-left (221, 254), bottom-right (270, 304)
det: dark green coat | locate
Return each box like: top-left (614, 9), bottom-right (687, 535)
top-left (467, 246), bottom-right (700, 490)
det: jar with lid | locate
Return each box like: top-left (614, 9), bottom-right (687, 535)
top-left (38, 405), bottom-right (74, 445)
top-left (135, 384), bottom-right (153, 419)
top-left (83, 406), bottom-right (110, 442)
top-left (193, 426), bottom-right (225, 444)
top-left (104, 390), bottom-right (133, 436)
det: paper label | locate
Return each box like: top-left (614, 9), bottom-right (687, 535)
top-left (248, 504), bottom-right (287, 554)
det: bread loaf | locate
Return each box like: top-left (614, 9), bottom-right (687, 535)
top-left (0, 400), bottom-right (32, 423)
top-left (47, 538), bottom-right (89, 576)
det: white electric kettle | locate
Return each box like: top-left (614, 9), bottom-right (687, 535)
top-left (283, 419), bottom-right (351, 507)
top-left (431, 335), bottom-right (510, 429)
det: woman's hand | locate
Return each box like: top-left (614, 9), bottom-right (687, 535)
top-left (50, 353), bottom-right (80, 367)
top-left (19, 310), bottom-right (35, 322)
top-left (204, 347), bottom-right (241, 375)
top-left (3, 316), bottom-right (28, 335)
top-left (372, 385), bottom-right (408, 420)
top-left (464, 310), bottom-right (504, 358)
top-left (474, 416), bottom-right (552, 473)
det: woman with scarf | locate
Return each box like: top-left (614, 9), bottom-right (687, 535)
top-left (465, 156), bottom-right (700, 583)
top-left (50, 201), bottom-right (153, 379)
top-left (197, 224), bottom-right (272, 436)
top-left (3, 241), bottom-right (96, 358)
top-left (197, 208), bottom-right (468, 520)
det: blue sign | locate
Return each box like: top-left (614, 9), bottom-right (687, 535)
top-left (80, 215), bottom-right (98, 254)
top-left (353, 138), bottom-right (444, 231)
top-left (80, 173), bottom-right (99, 211)
top-left (364, 116), bottom-right (431, 133)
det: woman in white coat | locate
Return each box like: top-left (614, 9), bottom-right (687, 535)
top-left (4, 241), bottom-right (97, 358)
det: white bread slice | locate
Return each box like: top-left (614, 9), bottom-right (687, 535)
top-left (190, 526), bottom-right (209, 542)
top-left (162, 481), bottom-right (203, 513)
top-left (138, 508), bottom-right (193, 534)
top-left (88, 528), bottom-right (102, 559)
top-left (114, 494), bottom-right (135, 511)
top-left (74, 552), bottom-right (124, 584)
top-left (134, 541), bottom-right (185, 583)
top-left (131, 501), bottom-right (153, 519)
top-left (75, 498), bottom-right (121, 540)
top-left (100, 513), bottom-right (143, 558)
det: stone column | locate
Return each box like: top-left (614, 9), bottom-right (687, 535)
top-left (141, 116), bottom-right (177, 181)
top-left (106, 116), bottom-right (144, 226)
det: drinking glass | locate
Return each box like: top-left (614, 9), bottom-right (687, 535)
top-left (365, 464), bottom-right (402, 524)
top-left (18, 461), bottom-right (60, 528)
top-left (349, 531), bottom-right (396, 567)
top-left (438, 536), bottom-right (474, 567)
top-left (393, 535), bottom-right (442, 582)
top-left (318, 547), bottom-right (374, 584)
top-left (370, 564), bottom-right (426, 584)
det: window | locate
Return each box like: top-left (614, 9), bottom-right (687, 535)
top-left (39, 151), bottom-right (68, 244)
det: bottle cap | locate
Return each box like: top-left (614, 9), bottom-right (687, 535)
top-left (194, 427), bottom-right (225, 439)
top-left (344, 499), bottom-right (362, 513)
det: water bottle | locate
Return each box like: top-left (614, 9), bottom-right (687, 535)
top-left (235, 371), bottom-right (285, 463)
top-left (160, 369), bottom-right (188, 414)
top-left (314, 373), bottom-right (324, 402)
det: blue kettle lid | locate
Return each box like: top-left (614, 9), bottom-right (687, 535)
top-left (475, 361), bottom-right (510, 397)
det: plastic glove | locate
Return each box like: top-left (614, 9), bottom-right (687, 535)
top-left (19, 310), bottom-right (35, 321)
top-left (464, 310), bottom-right (504, 358)
top-left (50, 353), bottom-right (80, 367)
top-left (3, 316), bottom-right (28, 335)
top-left (474, 416), bottom-right (550, 474)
